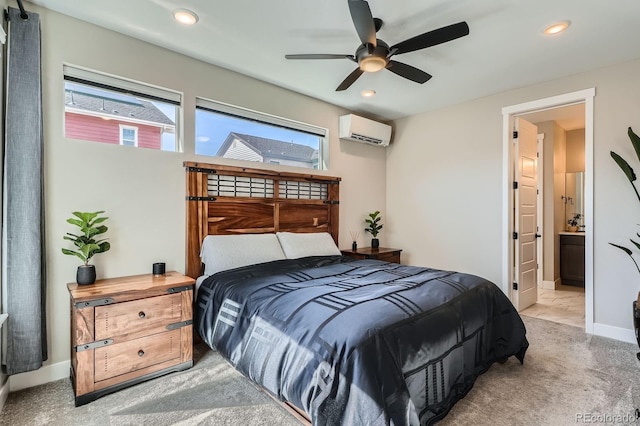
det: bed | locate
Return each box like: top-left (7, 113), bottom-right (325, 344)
top-left (184, 162), bottom-right (529, 425)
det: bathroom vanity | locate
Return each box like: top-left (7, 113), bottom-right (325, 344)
top-left (559, 232), bottom-right (585, 287)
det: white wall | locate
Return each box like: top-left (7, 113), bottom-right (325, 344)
top-left (552, 122), bottom-right (567, 280)
top-left (388, 58), bottom-right (640, 335)
top-left (566, 129), bottom-right (586, 173)
top-left (537, 121), bottom-right (565, 283)
top-left (15, 4), bottom-right (387, 378)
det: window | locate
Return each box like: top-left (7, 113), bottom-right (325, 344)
top-left (63, 65), bottom-right (181, 152)
top-left (119, 125), bottom-right (138, 147)
top-left (195, 98), bottom-right (326, 170)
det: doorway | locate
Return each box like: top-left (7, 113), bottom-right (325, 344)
top-left (502, 88), bottom-right (595, 333)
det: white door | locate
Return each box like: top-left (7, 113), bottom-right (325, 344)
top-left (513, 118), bottom-right (538, 311)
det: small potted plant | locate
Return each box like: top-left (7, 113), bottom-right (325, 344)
top-left (364, 210), bottom-right (383, 249)
top-left (62, 211), bottom-right (111, 285)
top-left (567, 213), bottom-right (582, 232)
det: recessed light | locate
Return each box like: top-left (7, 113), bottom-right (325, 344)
top-left (174, 9), bottom-right (199, 25)
top-left (361, 89), bottom-right (376, 98)
top-left (544, 20), bottom-right (570, 35)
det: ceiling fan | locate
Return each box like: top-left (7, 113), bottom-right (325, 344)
top-left (285, 0), bottom-right (469, 91)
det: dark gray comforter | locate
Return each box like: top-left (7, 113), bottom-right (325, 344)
top-left (196, 256), bottom-right (528, 425)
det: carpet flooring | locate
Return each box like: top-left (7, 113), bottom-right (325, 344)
top-left (1, 316), bottom-right (639, 425)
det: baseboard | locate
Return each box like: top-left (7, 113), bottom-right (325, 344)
top-left (9, 360), bottom-right (70, 392)
top-left (0, 377), bottom-right (9, 413)
top-left (540, 280), bottom-right (556, 290)
top-left (592, 322), bottom-right (637, 345)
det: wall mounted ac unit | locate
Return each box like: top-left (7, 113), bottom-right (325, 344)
top-left (339, 114), bottom-right (392, 147)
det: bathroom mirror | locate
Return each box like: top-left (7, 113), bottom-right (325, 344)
top-left (565, 172), bottom-right (584, 228)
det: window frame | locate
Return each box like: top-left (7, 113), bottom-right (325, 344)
top-left (63, 64), bottom-right (183, 152)
top-left (119, 124), bottom-right (139, 147)
top-left (195, 97), bottom-right (328, 170)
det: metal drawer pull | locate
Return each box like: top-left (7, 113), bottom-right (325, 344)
top-left (138, 311), bottom-right (146, 318)
top-left (138, 350), bottom-right (145, 357)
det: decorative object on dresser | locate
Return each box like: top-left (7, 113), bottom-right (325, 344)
top-left (364, 210), bottom-right (383, 248)
top-left (567, 213), bottom-right (582, 232)
top-left (61, 211), bottom-right (111, 285)
top-left (152, 262), bottom-right (166, 276)
top-left (341, 246), bottom-right (401, 264)
top-left (349, 230), bottom-right (359, 251)
top-left (67, 271), bottom-right (195, 406)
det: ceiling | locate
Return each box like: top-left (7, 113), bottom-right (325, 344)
top-left (521, 103), bottom-right (585, 131)
top-left (27, 0), bottom-right (640, 121)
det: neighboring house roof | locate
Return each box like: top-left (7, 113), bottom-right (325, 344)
top-left (65, 85), bottom-right (175, 127)
top-left (217, 133), bottom-right (318, 163)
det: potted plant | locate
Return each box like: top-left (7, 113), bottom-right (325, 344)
top-left (609, 126), bottom-right (640, 357)
top-left (567, 213), bottom-right (582, 232)
top-left (62, 211), bottom-right (111, 285)
top-left (364, 210), bottom-right (383, 249)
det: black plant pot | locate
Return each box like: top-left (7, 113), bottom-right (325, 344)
top-left (371, 238), bottom-right (380, 249)
top-left (76, 265), bottom-right (96, 285)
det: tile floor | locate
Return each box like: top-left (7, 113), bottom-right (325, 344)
top-left (520, 285), bottom-right (585, 328)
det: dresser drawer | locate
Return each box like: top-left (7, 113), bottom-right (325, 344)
top-left (374, 252), bottom-right (401, 263)
top-left (94, 329), bottom-right (181, 382)
top-left (95, 293), bottom-right (182, 341)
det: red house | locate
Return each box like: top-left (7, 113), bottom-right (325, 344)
top-left (64, 84), bottom-right (175, 150)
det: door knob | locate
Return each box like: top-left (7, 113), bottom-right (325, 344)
top-left (535, 233), bottom-right (542, 238)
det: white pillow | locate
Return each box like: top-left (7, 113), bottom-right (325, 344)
top-left (276, 232), bottom-right (341, 259)
top-left (200, 234), bottom-right (286, 275)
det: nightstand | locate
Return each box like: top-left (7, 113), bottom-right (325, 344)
top-left (341, 247), bottom-right (402, 264)
top-left (67, 271), bottom-right (195, 406)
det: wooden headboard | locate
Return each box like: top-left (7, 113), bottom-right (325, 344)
top-left (184, 161), bottom-right (341, 279)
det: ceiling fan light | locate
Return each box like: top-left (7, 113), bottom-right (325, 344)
top-left (174, 9), bottom-right (199, 25)
top-left (544, 20), bottom-right (570, 35)
top-left (360, 56), bottom-right (387, 73)
top-left (361, 89), bottom-right (376, 97)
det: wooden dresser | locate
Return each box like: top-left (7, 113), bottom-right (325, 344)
top-left (341, 247), bottom-right (402, 264)
top-left (67, 271), bottom-right (195, 406)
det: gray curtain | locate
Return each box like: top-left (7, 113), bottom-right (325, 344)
top-left (2, 6), bottom-right (47, 375)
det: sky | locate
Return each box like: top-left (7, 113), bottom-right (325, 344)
top-left (154, 103), bottom-right (320, 155)
top-left (195, 109), bottom-right (320, 156)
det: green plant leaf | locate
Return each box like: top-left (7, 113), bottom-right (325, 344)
top-left (610, 243), bottom-right (640, 274)
top-left (63, 211), bottom-right (110, 265)
top-left (610, 242), bottom-right (633, 256)
top-left (61, 248), bottom-right (87, 263)
top-left (96, 241), bottom-right (111, 253)
top-left (611, 151), bottom-right (636, 183)
top-left (628, 127), bottom-right (640, 163)
top-left (86, 225), bottom-right (108, 238)
top-left (66, 218), bottom-right (84, 228)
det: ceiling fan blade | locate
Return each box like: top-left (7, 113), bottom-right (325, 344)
top-left (348, 0), bottom-right (377, 48)
top-left (336, 67), bottom-right (364, 91)
top-left (386, 60), bottom-right (432, 84)
top-left (285, 54), bottom-right (355, 61)
top-left (390, 21), bottom-right (469, 56)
